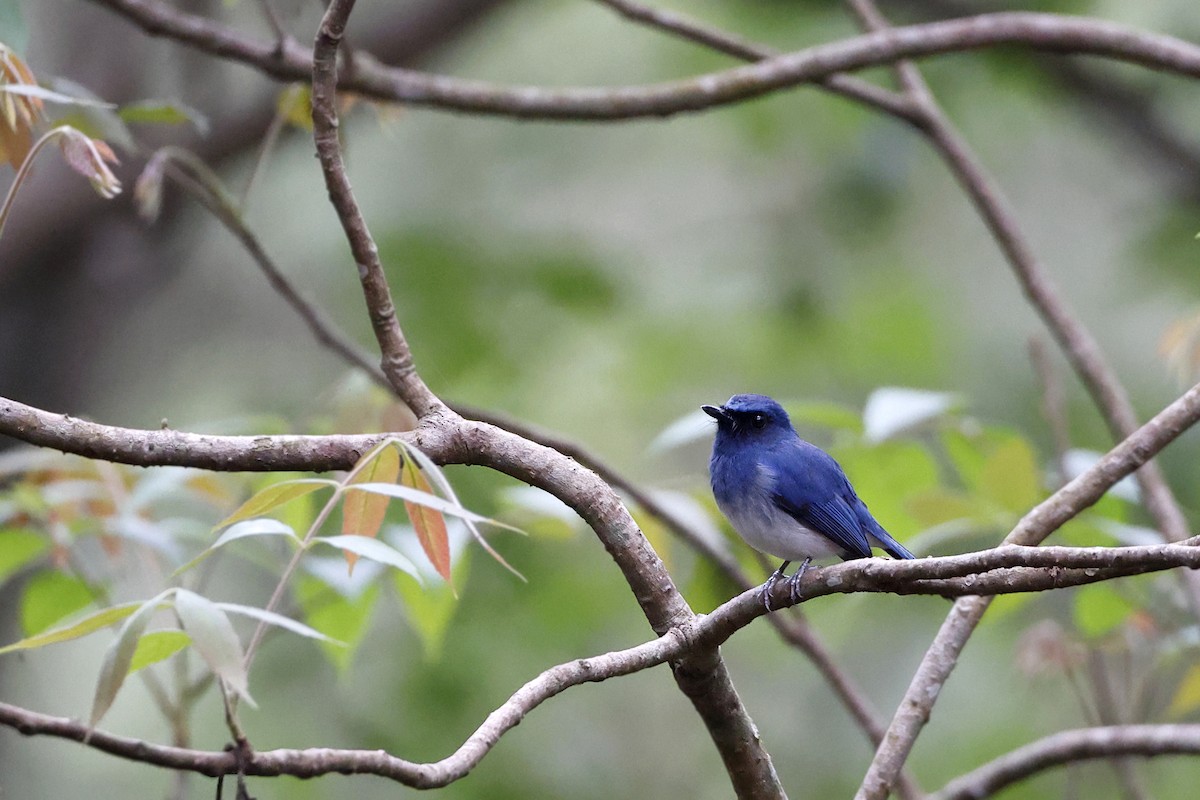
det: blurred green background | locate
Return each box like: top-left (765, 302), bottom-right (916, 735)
top-left (3, 0), bottom-right (1200, 797)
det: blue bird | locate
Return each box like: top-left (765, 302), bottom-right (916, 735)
top-left (702, 393), bottom-right (915, 609)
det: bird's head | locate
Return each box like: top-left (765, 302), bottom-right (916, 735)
top-left (701, 394), bottom-right (795, 441)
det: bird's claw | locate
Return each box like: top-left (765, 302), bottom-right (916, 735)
top-left (785, 557), bottom-right (812, 605)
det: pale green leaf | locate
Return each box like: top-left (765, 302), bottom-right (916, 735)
top-left (215, 479), bottom-right (335, 530)
top-left (0, 83), bottom-right (116, 108)
top-left (176, 518), bottom-right (298, 575)
top-left (90, 590), bottom-right (174, 726)
top-left (0, 602), bottom-right (141, 655)
top-left (311, 535), bottom-right (422, 582)
top-left (174, 589), bottom-right (254, 705)
top-left (215, 602), bottom-right (340, 643)
top-left (346, 483), bottom-right (521, 532)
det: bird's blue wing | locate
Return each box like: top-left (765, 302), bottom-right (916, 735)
top-left (768, 441), bottom-right (873, 560)
top-left (772, 491), bottom-right (873, 560)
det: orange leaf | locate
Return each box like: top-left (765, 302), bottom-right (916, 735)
top-left (400, 455), bottom-right (452, 588)
top-left (341, 444), bottom-right (401, 573)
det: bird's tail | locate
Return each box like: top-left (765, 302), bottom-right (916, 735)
top-left (868, 520), bottom-right (916, 560)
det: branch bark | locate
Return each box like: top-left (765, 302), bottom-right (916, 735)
top-left (930, 725), bottom-right (1200, 800)
top-left (89, 2), bottom-right (1200, 120)
top-left (4, 543), bottom-right (1200, 786)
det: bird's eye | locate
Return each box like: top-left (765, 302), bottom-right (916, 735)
top-left (751, 414), bottom-right (766, 429)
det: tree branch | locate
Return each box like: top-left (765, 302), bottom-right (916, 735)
top-left (89, 2), bottom-right (1200, 121)
top-left (4, 544), bottom-right (1200, 785)
top-left (827, 2), bottom-right (1198, 795)
top-left (310, 0), bottom-right (439, 415)
top-left (930, 725), bottom-right (1200, 800)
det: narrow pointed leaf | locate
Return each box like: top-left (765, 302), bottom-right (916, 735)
top-left (175, 518), bottom-right (298, 575)
top-left (0, 83), bottom-right (117, 108)
top-left (401, 442), bottom-right (526, 581)
top-left (0, 602), bottom-right (140, 655)
top-left (215, 479), bottom-right (335, 530)
top-left (129, 630), bottom-right (191, 673)
top-left (400, 454), bottom-right (452, 585)
top-left (345, 483), bottom-right (521, 532)
top-left (343, 442), bottom-right (400, 537)
top-left (341, 442), bottom-right (401, 573)
top-left (312, 535), bottom-right (422, 583)
top-left (90, 590), bottom-right (174, 726)
top-left (174, 589), bottom-right (254, 706)
top-left (215, 602), bottom-right (341, 644)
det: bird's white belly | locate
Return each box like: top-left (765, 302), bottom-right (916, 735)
top-left (719, 496), bottom-right (844, 561)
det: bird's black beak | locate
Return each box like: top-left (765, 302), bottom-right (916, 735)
top-left (701, 404), bottom-right (731, 425)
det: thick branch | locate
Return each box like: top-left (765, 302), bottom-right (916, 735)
top-left (90, 2), bottom-right (1200, 120)
top-left (931, 725), bottom-right (1200, 800)
top-left (4, 545), bottom-right (1200, 785)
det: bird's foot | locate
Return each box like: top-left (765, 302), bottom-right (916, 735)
top-left (761, 560), bottom-right (791, 612)
top-left (785, 557), bottom-right (812, 605)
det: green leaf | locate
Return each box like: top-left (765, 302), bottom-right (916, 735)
top-left (117, 100), bottom-right (208, 134)
top-left (21, 571), bottom-right (94, 636)
top-left (296, 576), bottom-right (378, 673)
top-left (174, 589), bottom-right (254, 705)
top-left (979, 437), bottom-right (1043, 513)
top-left (215, 479), bottom-right (335, 530)
top-left (1073, 583), bottom-right (1136, 638)
top-left (0, 602), bottom-right (141, 655)
top-left (91, 590), bottom-right (174, 726)
top-left (395, 566), bottom-right (461, 661)
top-left (129, 630), bottom-right (190, 674)
top-left (175, 518), bottom-right (298, 575)
top-left (215, 602), bottom-right (340, 643)
top-left (311, 535), bottom-right (422, 582)
top-left (0, 528), bottom-right (47, 585)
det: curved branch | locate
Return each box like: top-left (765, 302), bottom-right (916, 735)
top-left (89, 2), bottom-right (1200, 120)
top-left (931, 725), bottom-right (1200, 800)
top-left (4, 545), bottom-right (1200, 785)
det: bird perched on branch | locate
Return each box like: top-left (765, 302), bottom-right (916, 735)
top-left (702, 393), bottom-right (915, 610)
